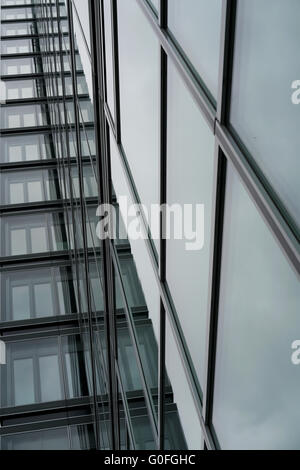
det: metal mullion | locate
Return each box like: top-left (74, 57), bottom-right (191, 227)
top-left (89, 0), bottom-right (120, 450)
top-left (67, 0), bottom-right (101, 449)
top-left (110, 0), bottom-right (121, 143)
top-left (157, 0), bottom-right (168, 451)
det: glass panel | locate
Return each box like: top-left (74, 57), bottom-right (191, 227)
top-left (11, 228), bottom-right (27, 255)
top-left (14, 358), bottom-right (34, 406)
top-left (166, 61), bottom-right (215, 387)
top-left (12, 285), bottom-right (30, 320)
top-left (1, 338), bottom-right (63, 407)
top-left (212, 164), bottom-right (300, 450)
top-left (9, 183), bottom-right (25, 204)
top-left (39, 355), bottom-right (62, 402)
top-left (34, 284), bottom-right (53, 318)
top-left (1, 266), bottom-right (77, 322)
top-left (165, 317), bottom-right (201, 450)
top-left (0, 428), bottom-right (70, 450)
top-left (117, 0), bottom-right (160, 248)
top-left (230, 0), bottom-right (300, 233)
top-left (31, 226), bottom-right (48, 253)
top-left (28, 181), bottom-right (43, 202)
top-left (168, 0), bottom-right (222, 100)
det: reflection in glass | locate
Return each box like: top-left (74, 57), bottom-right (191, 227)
top-left (0, 335), bottom-right (92, 408)
top-left (117, 0), bottom-right (160, 247)
top-left (212, 164), bottom-right (300, 449)
top-left (168, 0), bottom-right (222, 100)
top-left (230, 0), bottom-right (300, 233)
top-left (166, 61), bottom-right (215, 387)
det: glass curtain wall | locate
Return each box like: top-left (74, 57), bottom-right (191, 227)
top-left (0, 0), bottom-right (186, 450)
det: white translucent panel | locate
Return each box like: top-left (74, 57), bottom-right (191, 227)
top-left (39, 355), bottom-right (62, 402)
top-left (34, 284), bottom-right (53, 317)
top-left (8, 145), bottom-right (22, 162)
top-left (11, 228), bottom-right (26, 255)
top-left (169, 0), bottom-right (222, 99)
top-left (25, 144), bottom-right (39, 160)
top-left (23, 112), bottom-right (36, 127)
top-left (14, 358), bottom-right (34, 405)
top-left (12, 285), bottom-right (30, 320)
top-left (27, 181), bottom-right (43, 202)
top-left (9, 183), bottom-right (25, 204)
top-left (30, 226), bottom-right (47, 253)
top-left (8, 114), bottom-right (21, 128)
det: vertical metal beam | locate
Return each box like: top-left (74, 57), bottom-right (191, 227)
top-left (158, 0), bottom-right (168, 452)
top-left (110, 0), bottom-right (121, 144)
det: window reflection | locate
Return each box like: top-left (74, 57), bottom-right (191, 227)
top-left (212, 164), bottom-right (300, 449)
top-left (0, 335), bottom-right (91, 408)
top-left (166, 61), bottom-right (215, 387)
top-left (168, 0), bottom-right (222, 100)
top-left (230, 0), bottom-right (300, 233)
top-left (1, 265), bottom-right (78, 322)
top-left (117, 0), bottom-right (160, 249)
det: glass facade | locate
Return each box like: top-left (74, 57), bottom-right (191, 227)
top-left (0, 0), bottom-right (299, 452)
top-left (0, 0), bottom-right (186, 451)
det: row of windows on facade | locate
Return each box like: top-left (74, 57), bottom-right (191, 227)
top-left (0, 204), bottom-right (127, 257)
top-left (1, 54), bottom-right (83, 75)
top-left (0, 257), bottom-right (145, 321)
top-left (1, 5), bottom-right (66, 20)
top-left (0, 165), bottom-right (97, 204)
top-left (0, 326), bottom-right (157, 407)
top-left (0, 100), bottom-right (94, 129)
top-left (1, 19), bottom-right (68, 35)
top-left (1, 130), bottom-right (95, 162)
top-left (2, 76), bottom-right (88, 100)
top-left (0, 413), bottom-right (184, 450)
top-left (1, 37), bottom-right (73, 54)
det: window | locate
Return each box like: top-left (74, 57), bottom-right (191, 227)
top-left (0, 425), bottom-right (96, 450)
top-left (1, 104), bottom-right (47, 129)
top-left (212, 164), bottom-right (300, 449)
top-left (1, 134), bottom-right (54, 163)
top-left (1, 22), bottom-right (36, 36)
top-left (1, 57), bottom-right (42, 76)
top-left (1, 8), bottom-right (33, 20)
top-left (166, 61), bottom-right (215, 387)
top-left (230, 0), bottom-right (300, 234)
top-left (1, 169), bottom-right (62, 205)
top-left (1, 266), bottom-right (77, 322)
top-left (4, 79), bottom-right (45, 101)
top-left (168, 0), bottom-right (222, 101)
top-left (1, 212), bottom-right (70, 257)
top-left (1, 335), bottom-right (91, 408)
top-left (117, 0), bottom-right (160, 247)
top-left (1, 39), bottom-right (35, 54)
